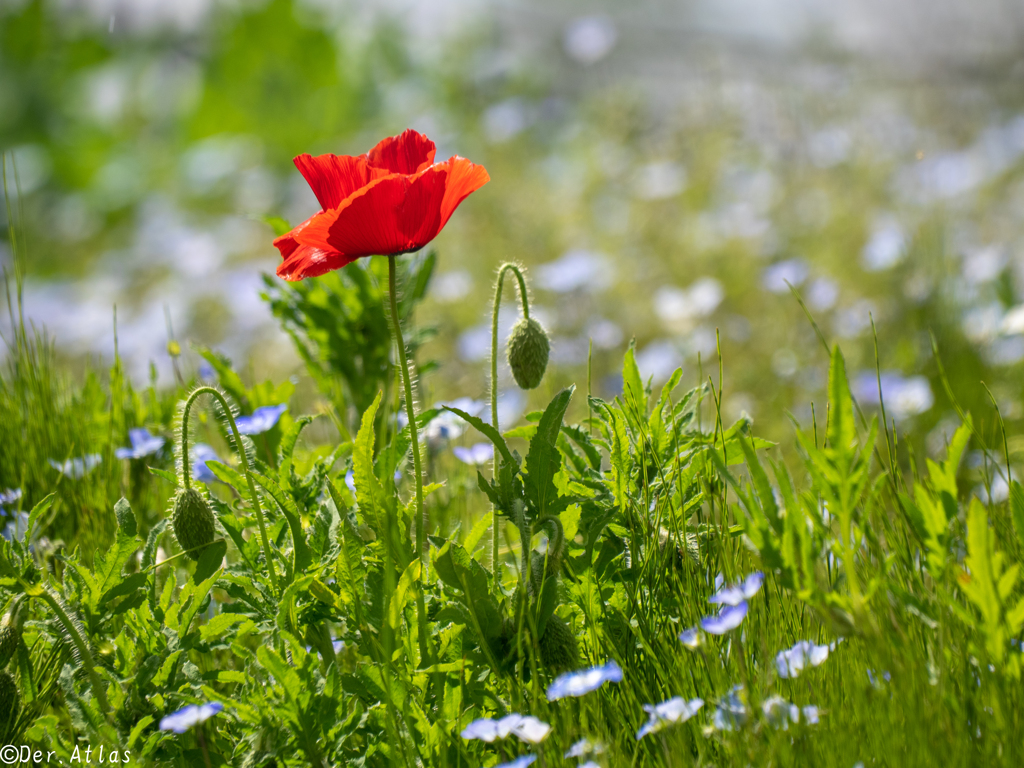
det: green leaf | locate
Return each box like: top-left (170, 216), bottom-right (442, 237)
top-left (353, 392), bottom-right (388, 535)
top-left (524, 386), bottom-right (575, 518)
top-left (827, 346), bottom-right (856, 454)
top-left (23, 492), bottom-right (54, 547)
top-left (147, 466), bottom-right (178, 486)
top-left (199, 613), bottom-right (251, 642)
top-left (177, 570), bottom-right (221, 641)
top-left (388, 559), bottom-right (421, 630)
top-left (250, 469), bottom-right (313, 575)
top-left (737, 435), bottom-right (782, 534)
top-left (278, 415), bottom-right (314, 487)
top-left (442, 405), bottom-right (516, 468)
top-left (433, 539), bottom-right (489, 600)
top-left (99, 572), bottom-right (148, 610)
top-left (463, 509), bottom-right (493, 555)
top-left (91, 530), bottom-right (142, 608)
top-left (1011, 481), bottom-right (1024, 553)
top-left (193, 539), bottom-right (227, 585)
top-left (559, 503), bottom-right (581, 547)
top-left (621, 341), bottom-right (647, 426)
top-left (207, 460), bottom-right (248, 495)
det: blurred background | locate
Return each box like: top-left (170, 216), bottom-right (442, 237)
top-left (4, 0), bottom-right (1024, 460)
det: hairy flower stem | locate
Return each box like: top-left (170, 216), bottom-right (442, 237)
top-left (490, 263), bottom-right (530, 571)
top-left (33, 586), bottom-right (111, 719)
top-left (181, 386), bottom-right (278, 594)
top-left (386, 255), bottom-right (433, 669)
top-left (387, 255), bottom-right (427, 567)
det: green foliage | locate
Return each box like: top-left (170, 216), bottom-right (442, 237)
top-left (261, 253), bottom-right (435, 438)
top-left (7, 254), bottom-right (1024, 764)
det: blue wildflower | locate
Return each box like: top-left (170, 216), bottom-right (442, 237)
top-left (762, 696), bottom-right (821, 728)
top-left (192, 444), bottom-right (220, 484)
top-left (700, 602), bottom-right (748, 634)
top-left (636, 696), bottom-right (704, 739)
top-left (452, 442), bottom-right (493, 466)
top-left (0, 489), bottom-right (22, 508)
top-left (48, 454), bottom-right (102, 478)
top-left (712, 686), bottom-right (748, 731)
top-left (235, 404), bottom-right (288, 435)
top-left (775, 640), bottom-right (832, 679)
top-left (496, 757), bottom-right (536, 768)
top-left (679, 627), bottom-right (700, 648)
top-left (762, 695), bottom-right (799, 729)
top-left (709, 571), bottom-right (764, 606)
top-left (546, 660), bottom-right (622, 701)
top-left (159, 701), bottom-right (223, 733)
top-left (115, 428), bottom-right (166, 460)
top-left (565, 737), bottom-right (605, 759)
top-left (461, 714), bottom-right (550, 744)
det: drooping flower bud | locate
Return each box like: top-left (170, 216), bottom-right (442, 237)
top-left (114, 497), bottom-right (138, 538)
top-left (0, 671), bottom-right (19, 727)
top-left (0, 617), bottom-right (18, 669)
top-left (539, 614), bottom-right (578, 673)
top-left (506, 317), bottom-right (550, 390)
top-left (172, 488), bottom-right (216, 561)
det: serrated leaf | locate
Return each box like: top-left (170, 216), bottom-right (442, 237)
top-left (199, 613), bottom-right (251, 642)
top-left (207, 460), bottom-right (248, 495)
top-left (354, 392), bottom-right (388, 535)
top-left (250, 469), bottom-right (312, 575)
top-left (524, 386), bottom-right (575, 518)
top-left (621, 341), bottom-right (647, 426)
top-left (388, 559), bottom-right (421, 630)
top-left (827, 346), bottom-right (856, 454)
top-left (23, 493), bottom-right (54, 547)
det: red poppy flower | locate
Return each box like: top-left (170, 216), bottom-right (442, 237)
top-left (274, 129), bottom-right (489, 281)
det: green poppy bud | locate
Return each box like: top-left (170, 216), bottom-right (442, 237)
top-left (506, 317), bottom-right (550, 390)
top-left (0, 671), bottom-right (19, 727)
top-left (539, 614), bottom-right (578, 673)
top-left (172, 488), bottom-right (216, 561)
top-left (0, 617), bottom-right (19, 670)
top-left (114, 497), bottom-right (137, 538)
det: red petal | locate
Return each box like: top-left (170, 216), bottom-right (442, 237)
top-left (293, 153), bottom-right (378, 211)
top-left (274, 210), bottom-right (356, 281)
top-left (437, 156), bottom-right (490, 229)
top-left (367, 129), bottom-right (437, 174)
top-left (276, 243), bottom-right (359, 281)
top-left (325, 168), bottom-right (449, 257)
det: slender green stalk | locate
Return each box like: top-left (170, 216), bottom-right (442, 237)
top-left (386, 255), bottom-right (427, 566)
top-left (34, 586), bottom-right (111, 719)
top-left (490, 263), bottom-right (530, 570)
top-left (385, 254), bottom-right (434, 677)
top-left (181, 386), bottom-right (278, 594)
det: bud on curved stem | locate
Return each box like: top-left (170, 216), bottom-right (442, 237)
top-left (180, 386), bottom-right (279, 594)
top-left (491, 264), bottom-right (541, 572)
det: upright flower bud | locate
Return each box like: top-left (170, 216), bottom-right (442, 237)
top-left (507, 316), bottom-right (550, 390)
top-left (172, 488), bottom-right (216, 561)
